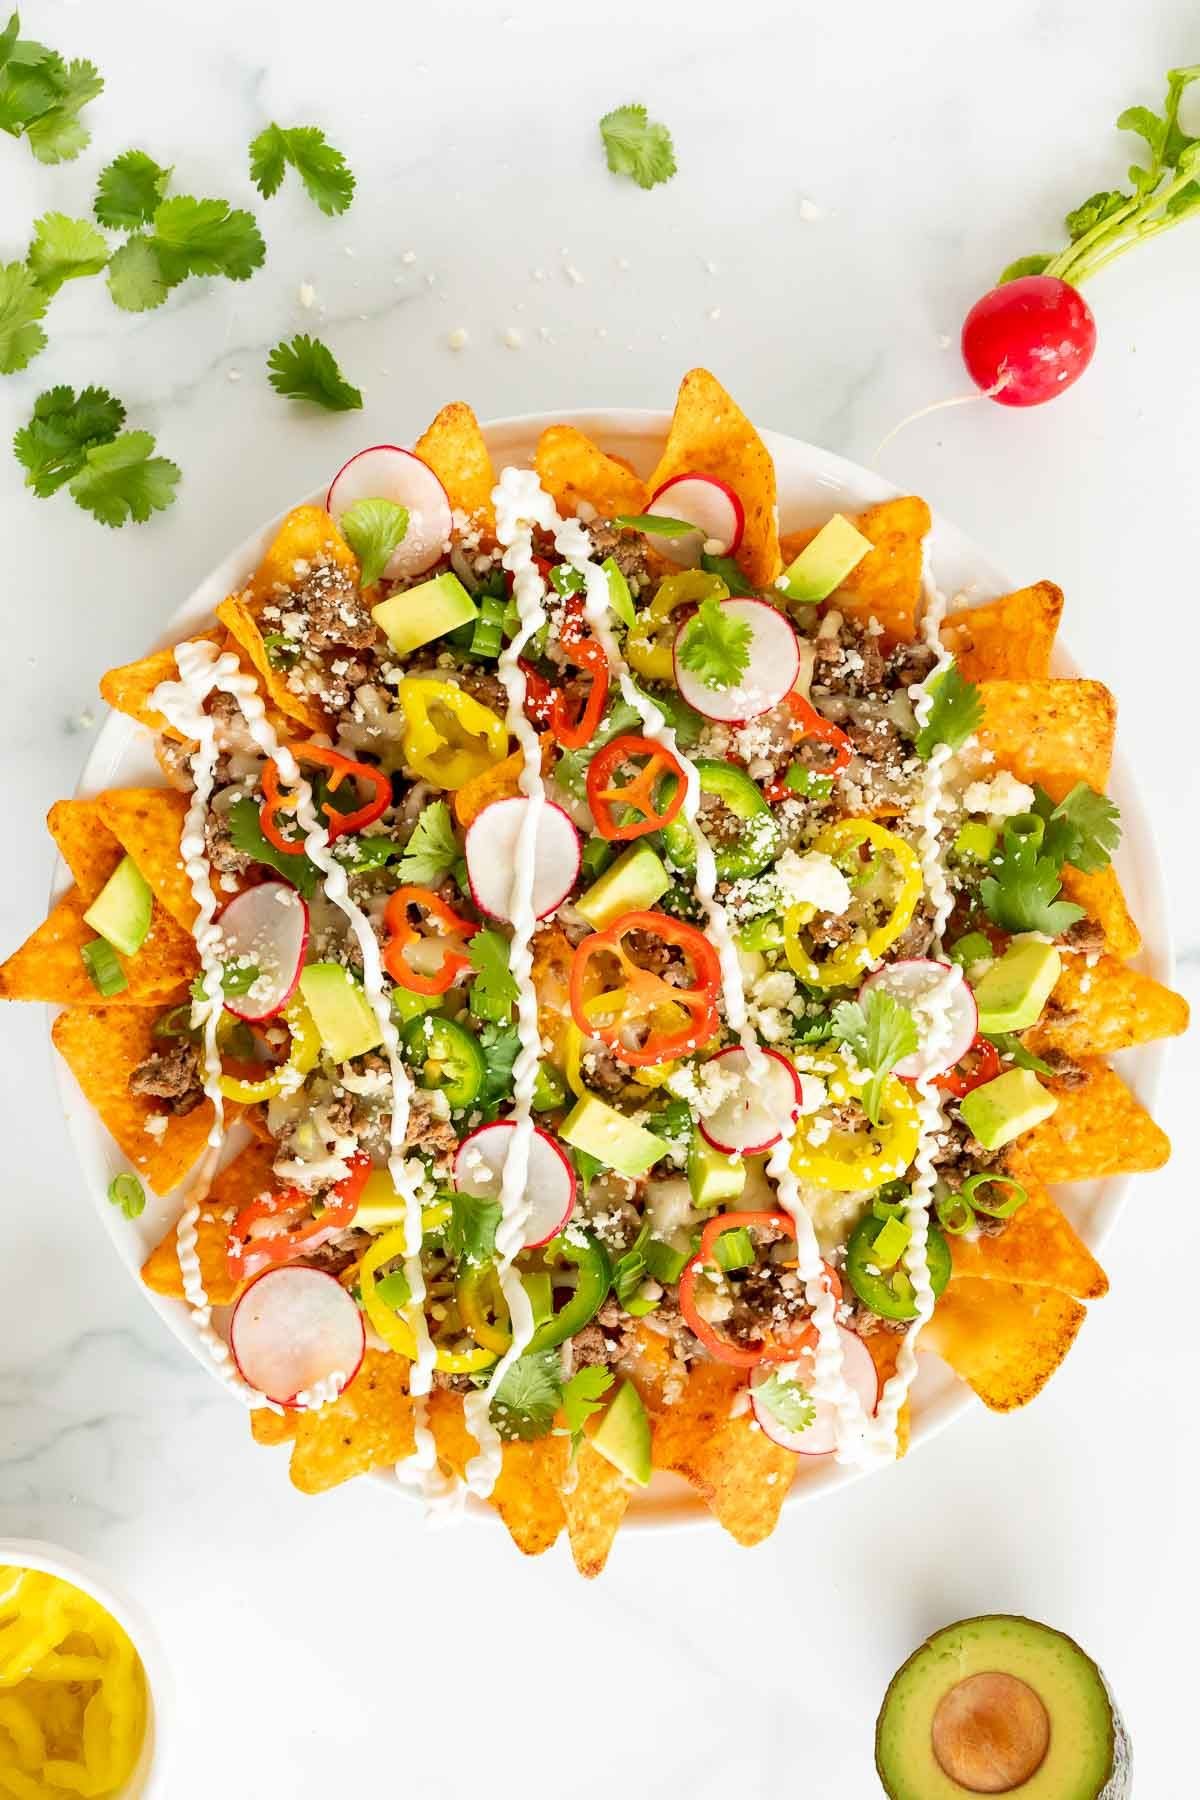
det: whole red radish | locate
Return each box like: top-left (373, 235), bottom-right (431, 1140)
top-left (961, 276), bottom-right (1096, 408)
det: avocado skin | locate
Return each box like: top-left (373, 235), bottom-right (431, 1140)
top-left (875, 1613), bottom-right (1130, 1800)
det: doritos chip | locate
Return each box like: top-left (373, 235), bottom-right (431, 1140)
top-left (99, 629), bottom-right (223, 739)
top-left (50, 1005), bottom-right (216, 1192)
top-left (141, 1139), bottom-right (275, 1305)
top-left (1059, 865), bottom-right (1142, 961)
top-left (413, 401), bottom-right (496, 530)
top-left (217, 593), bottom-right (325, 733)
top-left (239, 504), bottom-right (359, 613)
top-left (287, 1349), bottom-right (415, 1495)
top-left (47, 799), bottom-right (124, 901)
top-left (947, 1181), bottom-right (1108, 1301)
top-left (647, 369), bottom-right (781, 587)
top-left (426, 1390), bottom-right (566, 1556)
top-left (940, 582), bottom-right (1063, 680)
top-left (862, 1331), bottom-right (910, 1458)
top-left (652, 1360), bottom-right (795, 1545)
top-left (0, 888), bottom-right (194, 1007)
top-left (534, 424), bottom-right (648, 520)
top-left (560, 1442), bottom-right (631, 1578)
top-left (1029, 954), bottom-right (1188, 1058)
top-left (94, 788), bottom-right (197, 933)
top-left (780, 496), bottom-right (931, 645)
top-left (250, 1407), bottom-right (298, 1447)
top-left (977, 678), bottom-right (1116, 801)
top-left (1005, 1058), bottom-right (1170, 1184)
top-left (453, 738), bottom-right (551, 828)
top-left (924, 1278), bottom-right (1086, 1412)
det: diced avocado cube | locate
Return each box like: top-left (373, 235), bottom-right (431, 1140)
top-left (353, 1169), bottom-right (411, 1232)
top-left (371, 571), bottom-right (477, 657)
top-left (299, 961), bottom-right (383, 1061)
top-left (575, 841), bottom-right (670, 930)
top-left (971, 938), bottom-right (1062, 1035)
top-left (687, 1133), bottom-right (746, 1209)
top-left (82, 854), bottom-right (153, 957)
top-left (776, 513), bottom-right (872, 604)
top-left (589, 1378), bottom-right (651, 1486)
top-left (959, 1068), bottom-right (1058, 1151)
top-left (560, 1093), bottom-right (665, 1180)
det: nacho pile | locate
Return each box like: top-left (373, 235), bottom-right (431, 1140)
top-left (3, 371), bottom-right (1184, 1577)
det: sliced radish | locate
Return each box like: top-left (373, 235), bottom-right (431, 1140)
top-left (230, 1267), bottom-right (365, 1409)
top-left (698, 1046), bottom-right (805, 1156)
top-left (751, 1326), bottom-right (879, 1455)
top-left (326, 444), bottom-right (453, 581)
top-left (673, 597), bottom-right (800, 723)
top-left (454, 1120), bottom-right (577, 1248)
top-left (648, 472), bottom-right (745, 568)
top-left (859, 959), bottom-right (978, 1081)
top-left (465, 796), bottom-right (581, 923)
top-left (216, 881), bottom-right (309, 1021)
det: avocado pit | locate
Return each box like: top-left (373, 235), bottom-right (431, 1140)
top-left (931, 1671), bottom-right (1051, 1793)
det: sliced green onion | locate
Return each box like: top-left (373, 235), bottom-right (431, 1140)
top-left (581, 837), bottom-right (614, 882)
top-left (783, 762), bottom-right (834, 800)
top-left (872, 1196), bottom-right (908, 1223)
top-left (736, 916), bottom-right (784, 953)
top-left (153, 1003), bottom-right (197, 1040)
top-left (613, 513), bottom-right (693, 538)
top-left (81, 938), bottom-right (128, 997)
top-left (644, 1238), bottom-right (690, 1285)
top-left (522, 1270), bottom-right (554, 1330)
top-left (470, 593), bottom-right (507, 658)
top-left (1005, 813), bottom-right (1045, 850)
top-left (961, 1173), bottom-right (1029, 1219)
top-left (107, 1173), bottom-right (146, 1219)
top-left (374, 1269), bottom-right (412, 1311)
top-left (935, 1189), bottom-right (974, 1236)
top-left (949, 931), bottom-right (994, 971)
top-left (712, 1225), bottom-right (755, 1272)
top-left (601, 556), bottom-right (636, 626)
top-left (390, 988), bottom-right (443, 1028)
top-left (532, 1061), bottom-right (566, 1112)
top-left (624, 1289), bottom-right (661, 1318)
top-left (953, 821), bottom-right (998, 863)
top-left (871, 1215), bottom-right (911, 1269)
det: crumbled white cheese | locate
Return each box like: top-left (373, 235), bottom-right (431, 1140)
top-left (963, 771), bottom-right (1035, 817)
top-left (774, 848), bottom-right (853, 915)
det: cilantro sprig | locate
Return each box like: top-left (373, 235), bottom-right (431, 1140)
top-left (0, 261), bottom-right (49, 373)
top-left (107, 194), bottom-right (266, 313)
top-left (979, 827), bottom-right (1085, 937)
top-left (753, 1368), bottom-right (816, 1435)
top-left (339, 497), bottom-right (408, 587)
top-left (563, 1368), bottom-right (614, 1456)
top-left (27, 213), bottom-right (108, 294)
top-left (1000, 66), bottom-right (1200, 286)
top-left (1032, 782), bottom-right (1121, 874)
top-left (445, 1191), bottom-right (501, 1267)
top-left (831, 989), bottom-right (919, 1126)
top-left (395, 800), bottom-right (458, 888)
top-left (599, 103), bottom-right (676, 191)
top-left (675, 595), bottom-right (752, 692)
top-left (250, 123), bottom-right (355, 216)
top-left (467, 928), bottom-right (519, 1024)
top-left (490, 1349), bottom-right (563, 1441)
top-left (0, 12), bottom-right (103, 165)
top-left (94, 150), bottom-right (172, 230)
top-left (915, 661), bottom-right (983, 760)
top-left (13, 385), bottom-right (179, 526)
top-left (267, 334), bottom-right (362, 412)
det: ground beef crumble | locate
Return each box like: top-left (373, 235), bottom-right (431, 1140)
top-left (129, 1041), bottom-right (204, 1115)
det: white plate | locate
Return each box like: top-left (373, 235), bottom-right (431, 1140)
top-left (54, 410), bottom-right (1171, 1531)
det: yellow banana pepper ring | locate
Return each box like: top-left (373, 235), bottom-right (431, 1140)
top-left (396, 676), bottom-right (509, 790)
top-left (790, 1052), bottom-right (920, 1191)
top-left (784, 818), bottom-right (923, 988)
top-left (358, 1224), bottom-right (497, 1373)
top-left (626, 569), bottom-right (728, 681)
top-left (217, 993), bottom-right (321, 1103)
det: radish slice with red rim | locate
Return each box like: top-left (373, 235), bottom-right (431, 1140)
top-left (648, 472), bottom-right (744, 567)
top-left (465, 797), bottom-right (581, 922)
top-left (751, 1325), bottom-right (879, 1455)
top-left (230, 1266), bottom-right (365, 1408)
top-left (326, 444), bottom-right (453, 581)
top-left (454, 1120), bottom-right (577, 1248)
top-left (697, 1046), bottom-right (806, 1156)
top-left (859, 959), bottom-right (978, 1080)
top-left (216, 880), bottom-right (309, 1021)
top-left (672, 597), bottom-right (800, 723)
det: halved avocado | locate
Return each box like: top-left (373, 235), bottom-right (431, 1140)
top-left (876, 1615), bottom-right (1130, 1799)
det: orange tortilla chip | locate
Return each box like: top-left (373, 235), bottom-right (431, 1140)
top-left (250, 1408), bottom-right (298, 1446)
top-left (940, 582), bottom-right (1063, 680)
top-left (453, 738), bottom-right (549, 827)
top-left (99, 629), bottom-right (223, 740)
top-left (413, 401), bottom-right (496, 529)
top-left (560, 1443), bottom-right (631, 1578)
top-left (780, 496), bottom-right (931, 645)
top-left (426, 1390), bottom-right (566, 1556)
top-left (948, 1182), bottom-right (1108, 1301)
top-left (1005, 1059), bottom-right (1170, 1184)
top-left (925, 1278), bottom-right (1086, 1412)
top-left (534, 424), bottom-right (648, 520)
top-left (141, 1140), bottom-right (275, 1305)
top-left (1059, 866), bottom-right (1141, 961)
top-left (863, 1331), bottom-right (910, 1457)
top-left (0, 888), bottom-right (194, 1007)
top-left (653, 1360), bottom-right (795, 1546)
top-left (647, 369), bottom-right (780, 588)
top-left (93, 788), bottom-right (196, 933)
top-left (50, 1005), bottom-right (216, 1192)
top-left (47, 799), bottom-right (124, 901)
top-left (287, 1349), bottom-right (415, 1494)
top-left (1029, 954), bottom-right (1188, 1058)
top-left (617, 1319), bottom-right (678, 1415)
top-left (240, 504), bottom-right (359, 613)
top-left (217, 593), bottom-right (326, 733)
top-left (977, 678), bottom-right (1115, 801)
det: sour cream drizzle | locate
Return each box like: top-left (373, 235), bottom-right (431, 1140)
top-left (461, 468), bottom-right (557, 1496)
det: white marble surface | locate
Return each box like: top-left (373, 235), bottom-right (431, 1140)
top-left (1, 0), bottom-right (1197, 1792)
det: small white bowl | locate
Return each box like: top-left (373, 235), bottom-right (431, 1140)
top-left (0, 1539), bottom-right (171, 1797)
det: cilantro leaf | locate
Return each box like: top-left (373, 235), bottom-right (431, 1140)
top-left (445, 1191), bottom-right (501, 1267)
top-left (13, 384), bottom-right (125, 496)
top-left (94, 149), bottom-right (172, 230)
top-left (467, 927), bottom-right (519, 1023)
top-left (831, 989), bottom-right (919, 1126)
top-left (151, 196), bottom-right (266, 282)
top-left (267, 334), bottom-right (362, 412)
top-left (106, 235), bottom-right (170, 312)
top-left (985, 1033), bottom-right (1055, 1077)
top-left (0, 260), bottom-right (48, 374)
top-left (979, 829), bottom-right (1085, 937)
top-left (914, 660), bottom-right (983, 759)
top-left (27, 212), bottom-right (108, 295)
top-left (637, 683), bottom-right (705, 749)
top-left (67, 431), bottom-right (180, 527)
top-left (753, 1369), bottom-right (816, 1435)
top-left (599, 102), bottom-right (676, 191)
top-left (339, 496), bottom-right (408, 588)
top-left (1033, 782), bottom-right (1121, 875)
top-left (227, 796), bottom-right (319, 897)
top-left (25, 56), bottom-right (101, 162)
top-left (490, 1348), bottom-right (562, 1441)
top-left (562, 1367), bottom-right (614, 1455)
top-left (675, 595), bottom-right (752, 692)
top-left (250, 122), bottom-right (355, 216)
top-left (613, 512), bottom-right (692, 537)
top-left (700, 550), bottom-right (757, 596)
top-left (0, 39), bottom-right (104, 164)
top-left (395, 800), bottom-right (458, 887)
top-left (476, 1021), bottom-right (521, 1118)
